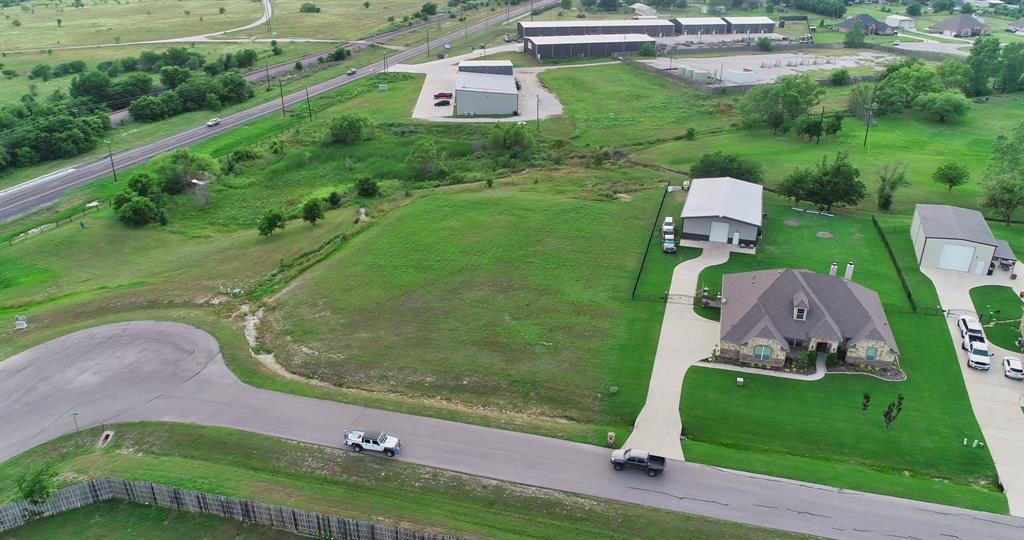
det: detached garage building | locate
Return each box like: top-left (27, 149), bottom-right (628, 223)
top-left (517, 19), bottom-right (675, 38)
top-left (671, 17), bottom-right (729, 35)
top-left (681, 177), bottom-right (763, 246)
top-left (524, 34), bottom-right (655, 61)
top-left (910, 204), bottom-right (1016, 274)
top-left (723, 16), bottom-right (776, 34)
top-left (455, 60), bottom-right (518, 116)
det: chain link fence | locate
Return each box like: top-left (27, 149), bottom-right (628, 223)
top-left (0, 478), bottom-right (458, 540)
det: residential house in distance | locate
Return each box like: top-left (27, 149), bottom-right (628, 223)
top-left (910, 204), bottom-right (1016, 274)
top-left (1008, 19), bottom-right (1024, 33)
top-left (929, 14), bottom-right (990, 37)
top-left (680, 177), bottom-right (762, 246)
top-left (718, 267), bottom-right (900, 368)
top-left (836, 14), bottom-right (896, 35)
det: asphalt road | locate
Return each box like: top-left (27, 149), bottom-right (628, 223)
top-left (2, 321), bottom-right (1023, 540)
top-left (0, 3), bottom-right (549, 224)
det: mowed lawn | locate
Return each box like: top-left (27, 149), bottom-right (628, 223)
top-left (680, 200), bottom-right (1005, 512)
top-left (0, 424), bottom-right (809, 540)
top-left (632, 93), bottom-right (1024, 214)
top-left (970, 286), bottom-right (1024, 351)
top-left (267, 174), bottom-right (669, 434)
top-left (0, 500), bottom-right (302, 540)
top-left (0, 0), bottom-right (261, 49)
top-left (538, 63), bottom-right (726, 147)
top-left (223, 0), bottom-right (428, 41)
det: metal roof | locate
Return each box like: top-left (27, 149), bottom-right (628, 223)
top-left (914, 204), bottom-right (998, 246)
top-left (721, 269), bottom-right (899, 354)
top-left (722, 16), bottom-right (776, 24)
top-left (458, 60), bottom-right (513, 68)
top-left (455, 72), bottom-right (517, 95)
top-left (518, 19), bottom-right (674, 28)
top-left (681, 177), bottom-right (763, 227)
top-left (995, 240), bottom-right (1017, 261)
top-left (524, 34), bottom-right (655, 45)
top-left (672, 17), bottom-right (728, 25)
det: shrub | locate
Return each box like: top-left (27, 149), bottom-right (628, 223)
top-left (356, 177), bottom-right (380, 197)
top-left (299, 2), bottom-right (321, 12)
top-left (639, 43), bottom-right (657, 57)
top-left (16, 464), bottom-right (58, 505)
top-left (690, 151), bottom-right (765, 183)
top-left (302, 198), bottom-right (326, 225)
top-left (326, 190), bottom-right (343, 207)
top-left (756, 37), bottom-right (773, 52)
top-left (257, 208), bottom-right (287, 236)
top-left (683, 127), bottom-right (697, 140)
top-left (324, 114), bottom-right (371, 145)
top-left (826, 352), bottom-right (839, 368)
top-left (829, 68), bottom-right (851, 86)
top-left (116, 194), bottom-right (161, 226)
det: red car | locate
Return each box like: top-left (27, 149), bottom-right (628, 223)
top-left (433, 92), bottom-right (453, 99)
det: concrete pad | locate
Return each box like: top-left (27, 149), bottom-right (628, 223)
top-left (921, 266), bottom-right (1024, 516)
top-left (641, 51), bottom-right (895, 86)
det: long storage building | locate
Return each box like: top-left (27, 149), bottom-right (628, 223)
top-left (516, 19), bottom-right (675, 38)
top-left (723, 16), bottom-right (776, 34)
top-left (671, 17), bottom-right (729, 35)
top-left (523, 34), bottom-right (656, 61)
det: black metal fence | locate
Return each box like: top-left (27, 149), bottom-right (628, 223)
top-left (0, 478), bottom-right (458, 540)
top-left (871, 215), bottom-right (920, 314)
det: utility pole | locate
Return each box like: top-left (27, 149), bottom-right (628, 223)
top-left (536, 94), bottom-right (540, 131)
top-left (305, 87), bottom-right (313, 120)
top-left (862, 107), bottom-right (873, 148)
top-left (816, 105), bottom-right (825, 145)
top-left (104, 139), bottom-right (117, 182)
top-left (383, 51), bottom-right (388, 72)
top-left (264, 62), bottom-right (271, 90)
top-left (278, 80), bottom-right (286, 116)
top-left (426, 27), bottom-right (430, 56)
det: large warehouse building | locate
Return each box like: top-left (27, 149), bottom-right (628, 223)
top-left (524, 34), bottom-right (656, 61)
top-left (454, 60), bottom-right (518, 116)
top-left (671, 17), bottom-right (729, 35)
top-left (723, 16), bottom-right (776, 34)
top-left (516, 19), bottom-right (675, 38)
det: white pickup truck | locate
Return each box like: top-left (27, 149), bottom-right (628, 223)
top-left (344, 430), bottom-right (401, 457)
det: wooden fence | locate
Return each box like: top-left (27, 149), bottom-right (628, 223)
top-left (0, 478), bottom-right (458, 540)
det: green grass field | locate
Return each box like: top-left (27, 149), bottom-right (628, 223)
top-left (632, 93), bottom-right (1024, 215)
top-left (0, 424), bottom-right (809, 540)
top-left (0, 0), bottom-right (261, 50)
top-left (680, 199), bottom-right (1005, 513)
top-left (0, 500), bottom-right (302, 539)
top-left (970, 285), bottom-right (1024, 351)
top-left (222, 0), bottom-right (441, 41)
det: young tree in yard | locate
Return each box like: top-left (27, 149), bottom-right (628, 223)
top-left (406, 138), bottom-right (445, 179)
top-left (999, 43), bottom-right (1024, 93)
top-left (823, 114), bottom-right (843, 137)
top-left (846, 83), bottom-right (875, 123)
top-left (779, 166), bottom-right (815, 206)
top-left (931, 162), bottom-right (970, 193)
top-left (324, 114), bottom-right (370, 145)
top-left (913, 91), bottom-right (971, 122)
top-left (302, 198), bottom-right (325, 225)
top-left (804, 151), bottom-right (866, 212)
top-left (738, 74), bottom-right (824, 133)
top-left (356, 176), bottom-right (380, 197)
top-left (689, 151), bottom-right (765, 183)
top-left (876, 162), bottom-right (909, 211)
top-left (936, 60), bottom-right (971, 94)
top-left (639, 42), bottom-right (657, 57)
top-left (843, 20), bottom-right (866, 48)
top-left (257, 208), bottom-right (287, 236)
top-left (829, 68), bottom-right (851, 86)
top-left (861, 392), bottom-right (871, 414)
top-left (151, 148), bottom-right (220, 194)
top-left (116, 194), bottom-right (162, 226)
top-left (793, 114), bottom-right (823, 141)
top-left (16, 464), bottom-right (57, 505)
top-left (965, 36), bottom-right (1001, 96)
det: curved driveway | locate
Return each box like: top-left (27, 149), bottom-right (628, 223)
top-left (2, 321), bottom-right (1023, 539)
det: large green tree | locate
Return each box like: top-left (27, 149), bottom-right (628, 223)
top-left (935, 60), bottom-right (971, 94)
top-left (998, 42), bottom-right (1024, 93)
top-left (913, 91), bottom-right (971, 123)
top-left (843, 20), bottom-right (866, 48)
top-left (983, 121), bottom-right (1024, 224)
top-left (689, 151), bottom-right (765, 183)
top-left (324, 114), bottom-right (371, 145)
top-left (805, 152), bottom-right (866, 211)
top-left (151, 148), bottom-right (220, 194)
top-left (738, 74), bottom-right (824, 133)
top-left (965, 36), bottom-right (1001, 96)
top-left (931, 162), bottom-right (970, 193)
top-left (872, 60), bottom-right (941, 114)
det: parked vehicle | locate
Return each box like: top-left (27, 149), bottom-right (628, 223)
top-left (206, 118), bottom-right (221, 127)
top-left (346, 68), bottom-right (357, 76)
top-left (611, 449), bottom-right (665, 477)
top-left (964, 340), bottom-right (992, 370)
top-left (344, 430), bottom-right (401, 457)
top-left (433, 92), bottom-right (453, 99)
top-left (957, 315), bottom-right (985, 341)
top-left (661, 216), bottom-right (675, 234)
top-left (1004, 357), bottom-right (1024, 380)
top-left (434, 99), bottom-right (451, 106)
top-left (662, 234), bottom-right (677, 253)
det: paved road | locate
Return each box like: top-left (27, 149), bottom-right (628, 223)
top-left (0, 1), bottom-right (555, 224)
top-left (3, 321), bottom-right (1023, 539)
top-left (921, 265), bottom-right (1024, 515)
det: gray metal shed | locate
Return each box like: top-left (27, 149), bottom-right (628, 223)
top-left (516, 19), bottom-right (675, 38)
top-left (910, 204), bottom-right (1010, 274)
top-left (454, 71), bottom-right (518, 116)
top-left (523, 34), bottom-right (655, 61)
top-left (680, 177), bottom-right (763, 246)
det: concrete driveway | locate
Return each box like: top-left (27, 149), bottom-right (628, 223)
top-left (624, 242), bottom-right (739, 460)
top-left (921, 266), bottom-right (1024, 516)
top-left (3, 320), bottom-right (1024, 538)
top-left (393, 47), bottom-right (584, 123)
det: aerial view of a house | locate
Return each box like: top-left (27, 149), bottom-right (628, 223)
top-left (836, 14), bottom-right (896, 35)
top-left (719, 268), bottom-right (900, 368)
top-left (929, 14), bottom-right (991, 37)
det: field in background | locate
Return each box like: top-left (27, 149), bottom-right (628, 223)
top-left (0, 0), bottom-right (261, 50)
top-left (224, 0), bottom-right (449, 41)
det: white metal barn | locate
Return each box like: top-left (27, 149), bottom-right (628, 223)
top-left (910, 204), bottom-right (1016, 274)
top-left (885, 15), bottom-right (916, 30)
top-left (680, 177), bottom-right (763, 246)
top-left (454, 62), bottom-right (518, 116)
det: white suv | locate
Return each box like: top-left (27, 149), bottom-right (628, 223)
top-left (1004, 357), bottom-right (1024, 380)
top-left (661, 216), bottom-right (675, 234)
top-left (957, 315), bottom-right (984, 342)
top-left (344, 429), bottom-right (401, 457)
top-left (964, 339), bottom-right (991, 370)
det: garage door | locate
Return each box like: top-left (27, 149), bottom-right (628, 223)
top-left (937, 243), bottom-right (975, 272)
top-left (709, 221), bottom-right (730, 243)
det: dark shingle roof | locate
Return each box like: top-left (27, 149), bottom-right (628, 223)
top-left (929, 14), bottom-right (989, 34)
top-left (720, 269), bottom-right (899, 354)
top-left (914, 204), bottom-right (998, 246)
top-left (836, 14), bottom-right (894, 33)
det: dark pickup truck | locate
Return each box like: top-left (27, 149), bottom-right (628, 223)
top-left (610, 448), bottom-right (666, 477)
